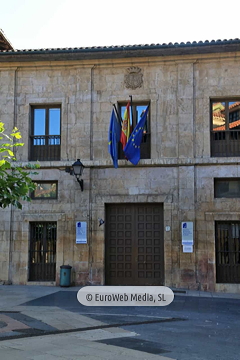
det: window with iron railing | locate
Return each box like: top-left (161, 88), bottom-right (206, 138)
top-left (30, 105), bottom-right (61, 161)
top-left (211, 100), bottom-right (240, 157)
top-left (118, 102), bottom-right (150, 159)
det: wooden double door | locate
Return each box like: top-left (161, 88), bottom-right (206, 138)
top-left (105, 204), bottom-right (164, 285)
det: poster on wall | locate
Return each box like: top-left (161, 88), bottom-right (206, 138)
top-left (181, 222), bottom-right (194, 246)
top-left (183, 245), bottom-right (193, 253)
top-left (76, 222), bottom-right (87, 244)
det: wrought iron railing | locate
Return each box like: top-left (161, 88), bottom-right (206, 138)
top-left (211, 130), bottom-right (240, 157)
top-left (29, 135), bottom-right (61, 161)
top-left (118, 133), bottom-right (151, 160)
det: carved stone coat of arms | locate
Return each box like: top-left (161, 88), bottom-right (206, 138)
top-left (124, 67), bottom-right (143, 89)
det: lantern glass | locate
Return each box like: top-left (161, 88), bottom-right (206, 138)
top-left (72, 159), bottom-right (84, 176)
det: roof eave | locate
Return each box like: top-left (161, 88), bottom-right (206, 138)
top-left (0, 30), bottom-right (14, 51)
top-left (1, 41), bottom-right (240, 62)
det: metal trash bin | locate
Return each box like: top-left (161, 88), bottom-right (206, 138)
top-left (60, 265), bottom-right (72, 287)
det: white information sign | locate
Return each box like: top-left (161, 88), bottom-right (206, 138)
top-left (183, 245), bottom-right (193, 253)
top-left (182, 240), bottom-right (194, 246)
top-left (76, 222), bottom-right (87, 244)
top-left (181, 222), bottom-right (194, 245)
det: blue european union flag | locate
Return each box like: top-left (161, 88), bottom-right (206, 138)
top-left (123, 106), bottom-right (149, 165)
top-left (108, 109), bottom-right (121, 168)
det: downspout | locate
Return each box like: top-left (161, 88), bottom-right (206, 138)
top-left (88, 64), bottom-right (95, 283)
top-left (8, 67), bottom-right (18, 284)
top-left (192, 61), bottom-right (200, 290)
top-left (66, 96), bottom-right (70, 160)
top-left (90, 65), bottom-right (95, 162)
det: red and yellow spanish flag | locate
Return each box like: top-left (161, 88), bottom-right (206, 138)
top-left (120, 101), bottom-right (130, 149)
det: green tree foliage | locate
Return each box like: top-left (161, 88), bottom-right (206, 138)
top-left (0, 122), bottom-right (39, 209)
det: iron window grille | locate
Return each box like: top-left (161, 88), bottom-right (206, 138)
top-left (215, 222), bottom-right (240, 283)
top-left (29, 222), bottom-right (57, 281)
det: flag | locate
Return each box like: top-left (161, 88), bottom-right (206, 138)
top-left (108, 109), bottom-right (121, 168)
top-left (123, 105), bottom-right (149, 165)
top-left (120, 101), bottom-right (130, 149)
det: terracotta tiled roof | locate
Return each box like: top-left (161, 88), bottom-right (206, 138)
top-left (213, 119), bottom-right (240, 131)
top-left (213, 112), bottom-right (225, 118)
top-left (213, 102), bottom-right (224, 109)
top-left (229, 102), bottom-right (240, 109)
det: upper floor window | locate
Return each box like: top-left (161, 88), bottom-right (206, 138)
top-left (30, 105), bottom-right (61, 161)
top-left (118, 102), bottom-right (150, 159)
top-left (211, 100), bottom-right (240, 157)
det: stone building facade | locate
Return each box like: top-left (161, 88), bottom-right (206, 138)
top-left (1, 37), bottom-right (240, 292)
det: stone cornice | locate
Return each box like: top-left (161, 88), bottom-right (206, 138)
top-left (16, 158), bottom-right (240, 169)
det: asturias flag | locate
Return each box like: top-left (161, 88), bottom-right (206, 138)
top-left (123, 105), bottom-right (149, 165)
top-left (120, 101), bottom-right (130, 149)
top-left (108, 109), bottom-right (121, 168)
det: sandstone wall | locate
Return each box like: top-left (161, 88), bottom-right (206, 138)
top-left (0, 53), bottom-right (240, 292)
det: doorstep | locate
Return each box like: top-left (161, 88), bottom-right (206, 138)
top-left (26, 282), bottom-right (56, 286)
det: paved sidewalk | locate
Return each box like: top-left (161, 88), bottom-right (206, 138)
top-left (0, 285), bottom-right (176, 360)
top-left (0, 285), bottom-right (239, 359)
top-left (0, 330), bottom-right (174, 360)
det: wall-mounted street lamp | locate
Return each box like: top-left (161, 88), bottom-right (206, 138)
top-left (65, 159), bottom-right (84, 191)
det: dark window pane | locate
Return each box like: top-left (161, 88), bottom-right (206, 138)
top-left (32, 182), bottom-right (57, 199)
top-left (231, 223), bottom-right (240, 239)
top-left (229, 101), bottom-right (240, 128)
top-left (212, 102), bottom-right (225, 131)
top-left (215, 179), bottom-right (240, 198)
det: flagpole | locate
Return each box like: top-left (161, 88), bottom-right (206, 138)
top-left (113, 104), bottom-right (122, 126)
top-left (129, 95), bottom-right (134, 127)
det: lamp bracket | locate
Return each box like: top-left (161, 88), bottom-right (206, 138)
top-left (65, 159), bottom-right (84, 191)
top-left (76, 178), bottom-right (84, 191)
top-left (65, 167), bottom-right (72, 174)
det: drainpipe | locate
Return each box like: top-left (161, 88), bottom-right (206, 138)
top-left (192, 61), bottom-right (201, 290)
top-left (66, 96), bottom-right (70, 160)
top-left (8, 67), bottom-right (18, 284)
top-left (88, 65), bottom-right (95, 283)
